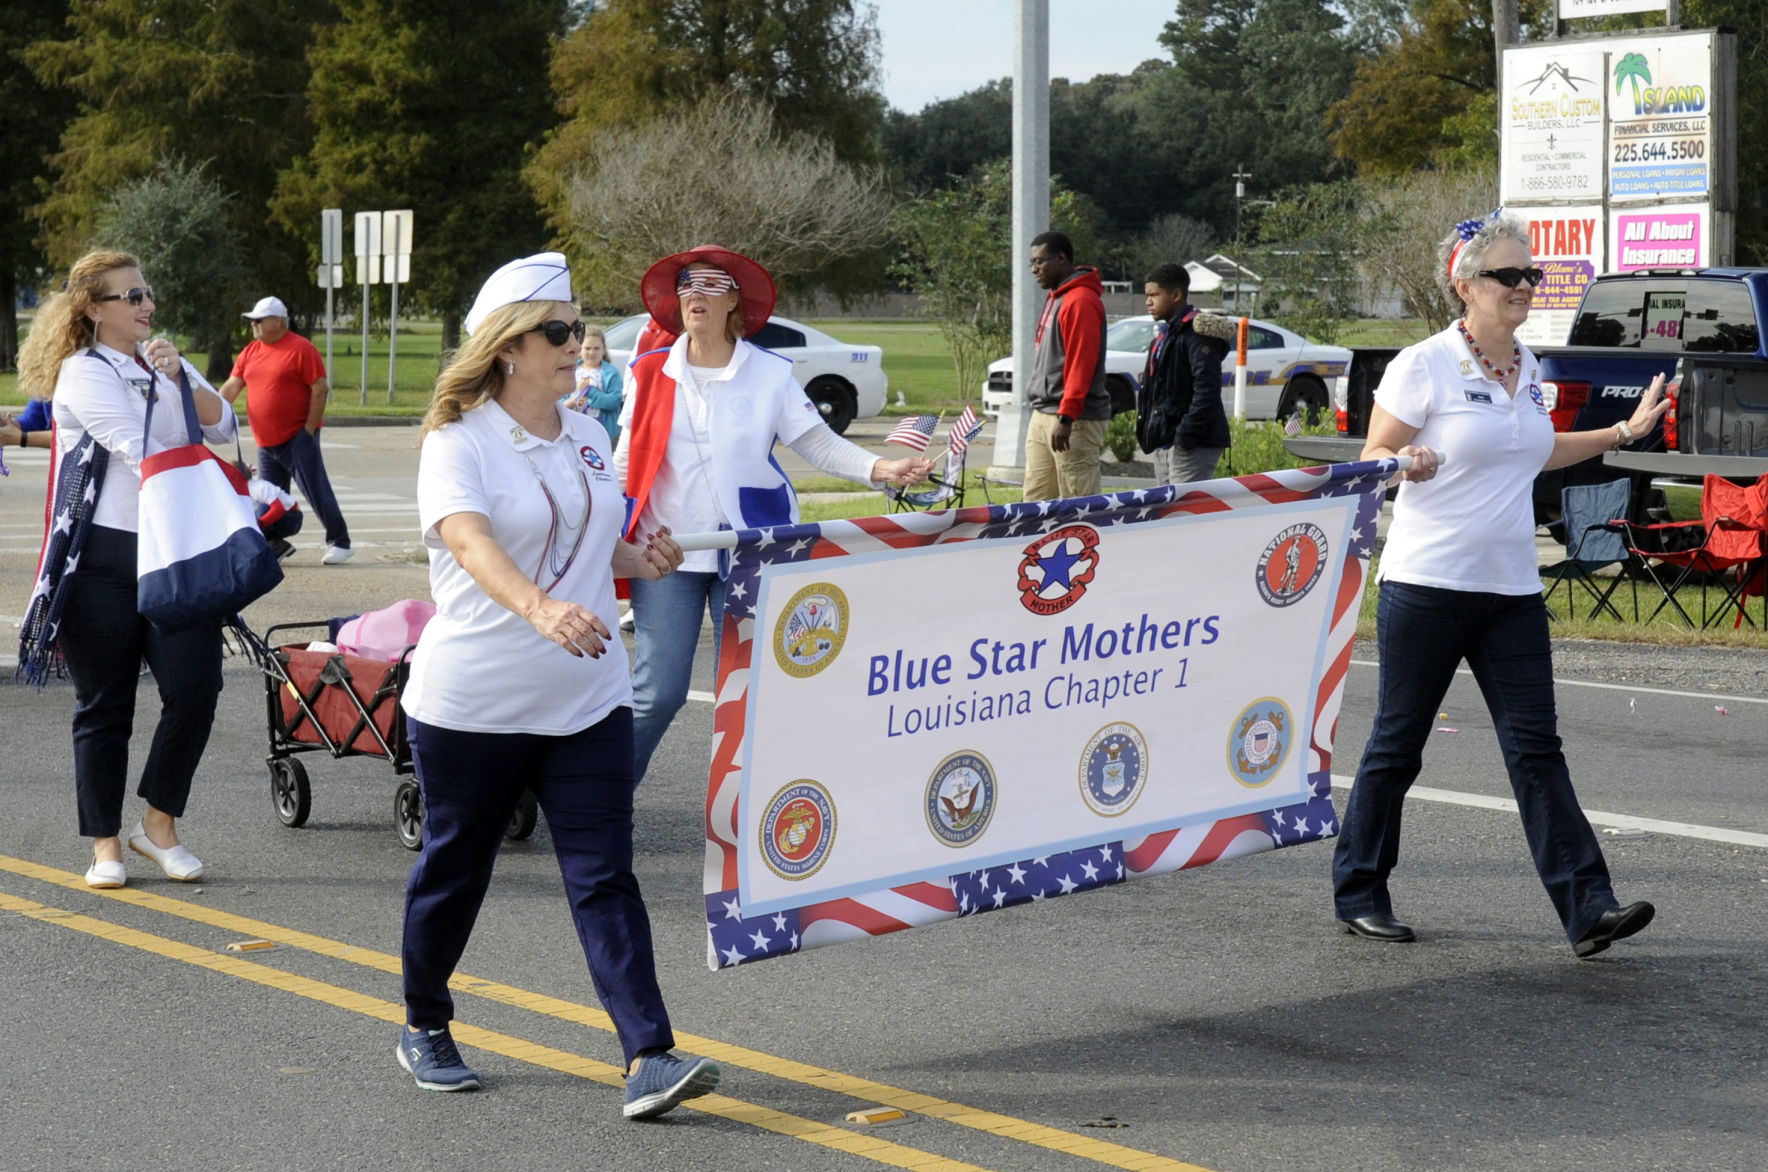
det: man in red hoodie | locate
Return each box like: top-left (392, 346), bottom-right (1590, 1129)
top-left (1023, 231), bottom-right (1109, 501)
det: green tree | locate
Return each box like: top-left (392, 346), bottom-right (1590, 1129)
top-left (1327, 0), bottom-right (1551, 173)
top-left (1145, 0), bottom-right (1359, 233)
top-left (93, 159), bottom-right (248, 377)
top-left (273, 0), bottom-right (567, 348)
top-left (1245, 180), bottom-right (1365, 345)
top-left (24, 0), bottom-right (322, 341)
top-left (530, 0), bottom-right (886, 251)
top-left (1, 0), bottom-right (77, 374)
top-left (890, 163), bottom-right (1100, 401)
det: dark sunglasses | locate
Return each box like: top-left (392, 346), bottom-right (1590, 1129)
top-left (95, 286), bottom-right (155, 307)
top-left (529, 319), bottom-right (588, 347)
top-left (1477, 267), bottom-right (1544, 289)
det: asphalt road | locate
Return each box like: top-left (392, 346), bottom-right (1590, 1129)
top-left (2, 424), bottom-right (1766, 1172)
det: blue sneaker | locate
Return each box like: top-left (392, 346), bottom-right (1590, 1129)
top-left (397, 1025), bottom-right (482, 1092)
top-left (622, 1051), bottom-right (719, 1119)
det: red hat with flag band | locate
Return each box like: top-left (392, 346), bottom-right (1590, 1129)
top-left (639, 245), bottom-right (776, 338)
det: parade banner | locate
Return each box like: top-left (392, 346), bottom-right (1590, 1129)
top-left (702, 461), bottom-right (1391, 970)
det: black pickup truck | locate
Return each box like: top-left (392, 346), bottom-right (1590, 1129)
top-left (1284, 268), bottom-right (1768, 537)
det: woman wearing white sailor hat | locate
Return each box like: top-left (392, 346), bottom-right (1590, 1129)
top-left (394, 252), bottom-right (720, 1118)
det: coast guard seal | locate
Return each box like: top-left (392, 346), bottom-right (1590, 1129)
top-left (925, 751), bottom-right (997, 847)
top-left (1227, 698), bottom-right (1294, 788)
top-left (772, 583), bottom-right (849, 678)
top-left (1079, 722), bottom-right (1147, 817)
top-left (759, 780), bottom-right (836, 880)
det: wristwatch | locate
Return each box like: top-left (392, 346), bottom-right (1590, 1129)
top-left (1057, 414), bottom-right (1074, 426)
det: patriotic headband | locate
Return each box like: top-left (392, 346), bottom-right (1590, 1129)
top-left (1447, 206), bottom-right (1504, 285)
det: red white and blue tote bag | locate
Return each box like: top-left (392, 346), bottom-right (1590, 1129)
top-left (136, 369), bottom-right (283, 631)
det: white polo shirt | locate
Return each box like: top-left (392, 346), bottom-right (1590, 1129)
top-left (1375, 324), bottom-right (1554, 596)
top-left (402, 399), bottom-right (631, 735)
top-left (51, 343), bottom-right (239, 533)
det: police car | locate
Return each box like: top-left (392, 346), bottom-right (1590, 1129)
top-left (980, 315), bottom-right (1350, 424)
top-left (601, 313), bottom-right (887, 435)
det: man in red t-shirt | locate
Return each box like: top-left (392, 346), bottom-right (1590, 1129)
top-left (220, 296), bottom-right (353, 564)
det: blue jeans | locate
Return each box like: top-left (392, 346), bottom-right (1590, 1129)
top-left (1332, 581), bottom-right (1617, 942)
top-left (629, 571), bottom-right (724, 784)
top-left (259, 428), bottom-right (349, 549)
top-left (402, 710), bottom-right (673, 1066)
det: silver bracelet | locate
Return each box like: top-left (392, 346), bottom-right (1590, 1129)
top-left (1614, 420), bottom-right (1633, 446)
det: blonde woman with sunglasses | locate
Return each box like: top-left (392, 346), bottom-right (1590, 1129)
top-left (614, 245), bottom-right (934, 786)
top-left (16, 250), bottom-right (239, 888)
top-left (1331, 209), bottom-right (1669, 958)
top-left (395, 253), bottom-right (719, 1117)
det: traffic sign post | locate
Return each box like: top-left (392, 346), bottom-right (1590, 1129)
top-left (353, 212), bottom-right (381, 405)
top-left (318, 209), bottom-right (344, 376)
top-left (382, 210), bottom-right (414, 404)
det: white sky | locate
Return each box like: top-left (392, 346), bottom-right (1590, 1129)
top-left (873, 0), bottom-right (1176, 113)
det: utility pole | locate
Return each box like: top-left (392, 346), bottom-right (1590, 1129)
top-left (1232, 164), bottom-right (1252, 251)
top-left (1492, 0), bottom-right (1520, 73)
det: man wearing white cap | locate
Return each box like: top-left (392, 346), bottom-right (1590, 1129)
top-left (220, 296), bottom-right (353, 564)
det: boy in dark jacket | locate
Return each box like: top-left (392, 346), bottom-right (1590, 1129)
top-left (1138, 263), bottom-right (1234, 486)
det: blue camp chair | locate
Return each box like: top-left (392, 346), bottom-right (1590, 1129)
top-left (1540, 479), bottom-right (1638, 622)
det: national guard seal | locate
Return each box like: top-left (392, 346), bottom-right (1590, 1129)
top-left (772, 583), bottom-right (849, 678)
top-left (925, 751), bottom-right (997, 847)
top-left (759, 780), bottom-right (836, 880)
top-left (1015, 524), bottom-right (1101, 616)
top-left (1255, 523), bottom-right (1327, 607)
top-left (1227, 698), bottom-right (1293, 788)
top-left (1079, 722), bottom-right (1147, 817)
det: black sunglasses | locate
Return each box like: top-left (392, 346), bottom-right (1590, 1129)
top-left (95, 286), bottom-right (155, 307)
top-left (1477, 267), bottom-right (1544, 289)
top-left (529, 319), bottom-right (587, 347)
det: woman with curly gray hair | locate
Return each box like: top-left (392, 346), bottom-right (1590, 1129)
top-left (1331, 207), bottom-right (1669, 958)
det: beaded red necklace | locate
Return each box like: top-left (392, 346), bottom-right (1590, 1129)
top-left (1456, 319), bottom-right (1520, 383)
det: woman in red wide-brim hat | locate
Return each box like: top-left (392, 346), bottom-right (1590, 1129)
top-left (613, 245), bottom-right (933, 784)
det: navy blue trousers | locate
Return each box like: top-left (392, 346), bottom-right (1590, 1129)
top-left (402, 709), bottom-right (673, 1065)
top-left (1332, 581), bottom-right (1617, 943)
top-left (259, 428), bottom-right (349, 549)
top-left (56, 526), bottom-right (224, 838)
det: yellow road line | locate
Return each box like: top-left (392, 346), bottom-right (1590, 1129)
top-left (0, 852), bottom-right (1215, 1172)
top-left (0, 885), bottom-right (991, 1172)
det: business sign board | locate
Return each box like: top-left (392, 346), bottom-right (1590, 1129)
top-left (1516, 206), bottom-right (1605, 348)
top-left (1559, 0), bottom-right (1666, 18)
top-left (1501, 45), bottom-right (1607, 205)
top-left (1609, 204), bottom-right (1710, 271)
top-left (1608, 35), bottom-right (1716, 202)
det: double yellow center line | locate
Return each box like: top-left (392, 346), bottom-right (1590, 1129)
top-left (0, 852), bottom-right (1214, 1172)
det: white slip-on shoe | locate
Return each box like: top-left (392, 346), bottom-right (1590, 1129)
top-left (322, 545), bottom-right (354, 566)
top-left (85, 854), bottom-right (127, 889)
top-left (127, 821), bottom-right (204, 882)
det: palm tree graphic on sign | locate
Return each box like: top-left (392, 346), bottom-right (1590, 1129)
top-left (1615, 52), bottom-right (1652, 112)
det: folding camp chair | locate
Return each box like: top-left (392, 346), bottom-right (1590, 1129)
top-left (1617, 474), bottom-right (1765, 629)
top-left (884, 408), bottom-right (983, 513)
top-left (1540, 479), bottom-right (1639, 622)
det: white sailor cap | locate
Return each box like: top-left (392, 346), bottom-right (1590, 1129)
top-left (464, 253), bottom-right (573, 336)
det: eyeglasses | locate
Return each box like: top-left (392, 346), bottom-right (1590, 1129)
top-left (94, 286), bottom-right (155, 307)
top-left (529, 319), bottom-right (588, 347)
top-left (1477, 267), bottom-right (1544, 289)
top-left (676, 271), bottom-right (739, 297)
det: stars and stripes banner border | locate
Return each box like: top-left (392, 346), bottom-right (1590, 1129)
top-left (704, 459), bottom-right (1390, 969)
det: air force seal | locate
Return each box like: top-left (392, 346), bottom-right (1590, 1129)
top-left (772, 583), bottom-right (849, 678)
top-left (925, 751), bottom-right (997, 847)
top-left (1227, 699), bottom-right (1293, 788)
top-left (1079, 722), bottom-right (1147, 817)
top-left (759, 780), bottom-right (836, 880)
top-left (1255, 523), bottom-right (1327, 607)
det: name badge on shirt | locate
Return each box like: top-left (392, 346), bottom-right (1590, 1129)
top-left (125, 374), bottom-right (156, 402)
top-left (1464, 389), bottom-right (1492, 404)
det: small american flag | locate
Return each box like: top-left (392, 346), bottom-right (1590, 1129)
top-left (884, 413), bottom-right (940, 451)
top-left (945, 404), bottom-right (984, 462)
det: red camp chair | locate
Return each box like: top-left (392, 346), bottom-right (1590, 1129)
top-left (1619, 474), bottom-right (1766, 629)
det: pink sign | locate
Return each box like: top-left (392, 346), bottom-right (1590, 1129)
top-left (1613, 211), bottom-right (1704, 270)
